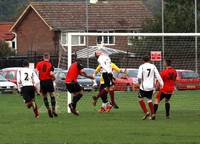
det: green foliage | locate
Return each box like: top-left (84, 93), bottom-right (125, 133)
top-left (143, 0), bottom-right (200, 33)
top-left (133, 0), bottom-right (199, 61)
top-left (0, 41), bottom-right (15, 57)
top-left (0, 91), bottom-right (200, 144)
top-left (0, 0), bottom-right (26, 21)
top-left (164, 0), bottom-right (195, 32)
top-left (143, 0), bottom-right (161, 16)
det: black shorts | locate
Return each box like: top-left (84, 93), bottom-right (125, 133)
top-left (40, 79), bottom-right (54, 94)
top-left (160, 93), bottom-right (172, 101)
top-left (138, 89), bottom-right (153, 99)
top-left (21, 86), bottom-right (35, 103)
top-left (66, 82), bottom-right (82, 93)
top-left (102, 72), bottom-right (114, 88)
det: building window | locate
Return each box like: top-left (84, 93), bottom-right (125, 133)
top-left (61, 33), bottom-right (67, 44)
top-left (12, 41), bottom-right (15, 49)
top-left (128, 31), bottom-right (143, 45)
top-left (61, 32), bottom-right (85, 46)
top-left (97, 31), bottom-right (115, 45)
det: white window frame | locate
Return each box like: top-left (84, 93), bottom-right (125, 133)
top-left (97, 31), bottom-right (115, 46)
top-left (128, 31), bottom-right (143, 45)
top-left (61, 32), bottom-right (86, 46)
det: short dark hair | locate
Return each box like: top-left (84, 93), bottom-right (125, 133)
top-left (72, 53), bottom-right (77, 59)
top-left (22, 60), bottom-right (29, 67)
top-left (143, 55), bottom-right (150, 62)
top-left (43, 52), bottom-right (50, 60)
top-left (165, 59), bottom-right (171, 66)
top-left (72, 53), bottom-right (77, 62)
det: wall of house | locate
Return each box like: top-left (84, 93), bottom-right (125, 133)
top-left (58, 32), bottom-right (134, 68)
top-left (65, 35), bottom-right (129, 52)
top-left (14, 9), bottom-right (56, 56)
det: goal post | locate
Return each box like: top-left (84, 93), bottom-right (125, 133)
top-left (67, 33), bottom-right (72, 113)
top-left (67, 32), bottom-right (200, 113)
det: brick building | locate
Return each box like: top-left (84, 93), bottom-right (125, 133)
top-left (10, 1), bottom-right (152, 56)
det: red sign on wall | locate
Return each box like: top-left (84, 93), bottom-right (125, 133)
top-left (151, 51), bottom-right (161, 61)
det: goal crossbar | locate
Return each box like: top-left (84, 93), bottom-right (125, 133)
top-left (68, 32), bottom-right (200, 37)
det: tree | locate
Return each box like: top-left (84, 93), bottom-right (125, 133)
top-left (0, 41), bottom-right (15, 57)
top-left (142, 0), bottom-right (200, 33)
top-left (130, 0), bottom-right (200, 71)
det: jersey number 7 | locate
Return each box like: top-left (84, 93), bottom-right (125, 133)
top-left (147, 69), bottom-right (151, 77)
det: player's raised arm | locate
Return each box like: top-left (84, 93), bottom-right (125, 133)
top-left (49, 65), bottom-right (55, 80)
top-left (33, 71), bottom-right (40, 94)
top-left (112, 63), bottom-right (123, 73)
top-left (80, 69), bottom-right (94, 80)
top-left (93, 64), bottom-right (101, 77)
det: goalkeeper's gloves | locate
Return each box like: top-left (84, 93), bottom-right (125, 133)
top-left (92, 73), bottom-right (96, 79)
top-left (93, 80), bottom-right (98, 87)
top-left (124, 69), bottom-right (128, 75)
top-left (121, 69), bottom-right (128, 76)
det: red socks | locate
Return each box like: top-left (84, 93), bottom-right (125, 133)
top-left (139, 100), bottom-right (148, 113)
top-left (148, 101), bottom-right (154, 114)
top-left (139, 99), bottom-right (155, 115)
top-left (109, 90), bottom-right (115, 105)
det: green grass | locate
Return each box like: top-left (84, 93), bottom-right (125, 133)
top-left (0, 90), bottom-right (200, 144)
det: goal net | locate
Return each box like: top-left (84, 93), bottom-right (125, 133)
top-left (63, 33), bottom-right (200, 113)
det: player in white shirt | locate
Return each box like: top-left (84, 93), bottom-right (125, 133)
top-left (97, 52), bottom-right (112, 73)
top-left (17, 60), bottom-right (40, 118)
top-left (92, 50), bottom-right (116, 107)
top-left (137, 56), bottom-right (163, 120)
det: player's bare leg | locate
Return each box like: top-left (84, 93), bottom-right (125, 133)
top-left (154, 91), bottom-right (161, 117)
top-left (26, 101), bottom-right (33, 109)
top-left (32, 100), bottom-right (39, 118)
top-left (25, 100), bottom-right (39, 118)
top-left (50, 92), bottom-right (58, 117)
top-left (108, 86), bottom-right (119, 109)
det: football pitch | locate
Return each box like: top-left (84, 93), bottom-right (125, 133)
top-left (0, 90), bottom-right (200, 144)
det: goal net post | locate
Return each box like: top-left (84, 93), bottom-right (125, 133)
top-left (66, 32), bottom-right (200, 113)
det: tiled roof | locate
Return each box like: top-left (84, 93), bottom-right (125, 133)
top-left (29, 1), bottom-right (153, 30)
top-left (0, 22), bottom-right (15, 41)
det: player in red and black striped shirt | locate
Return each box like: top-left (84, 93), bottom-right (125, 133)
top-left (66, 54), bottom-right (94, 116)
top-left (154, 59), bottom-right (177, 119)
top-left (36, 53), bottom-right (57, 118)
